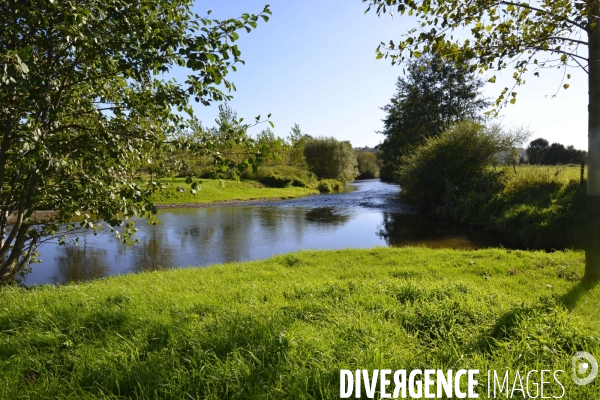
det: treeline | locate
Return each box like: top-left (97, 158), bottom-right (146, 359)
top-left (153, 105), bottom-right (380, 191)
top-left (526, 138), bottom-right (587, 165)
top-left (376, 54), bottom-right (586, 249)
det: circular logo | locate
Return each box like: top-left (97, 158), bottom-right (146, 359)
top-left (572, 351), bottom-right (598, 386)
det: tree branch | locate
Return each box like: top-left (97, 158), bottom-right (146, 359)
top-left (498, 1), bottom-right (587, 31)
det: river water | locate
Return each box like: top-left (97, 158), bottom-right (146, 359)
top-left (23, 180), bottom-right (506, 286)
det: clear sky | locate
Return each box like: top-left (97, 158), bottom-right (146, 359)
top-left (185, 0), bottom-right (588, 150)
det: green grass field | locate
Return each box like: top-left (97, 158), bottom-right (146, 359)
top-left (149, 178), bottom-right (318, 205)
top-left (1, 247), bottom-right (598, 398)
top-left (505, 164), bottom-right (586, 184)
top-left (444, 164), bottom-right (588, 250)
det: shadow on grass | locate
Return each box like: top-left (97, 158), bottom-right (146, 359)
top-left (473, 290), bottom-right (595, 359)
top-left (560, 279), bottom-right (599, 310)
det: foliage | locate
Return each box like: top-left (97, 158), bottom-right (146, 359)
top-left (527, 138), bottom-right (551, 165)
top-left (241, 166), bottom-right (318, 189)
top-left (316, 179), bottom-right (343, 193)
top-left (240, 166), bottom-right (343, 192)
top-left (0, 1), bottom-right (271, 283)
top-left (378, 55), bottom-right (488, 181)
top-left (364, 0), bottom-right (589, 110)
top-left (397, 120), bottom-right (526, 210)
top-left (304, 137), bottom-right (358, 182)
top-left (502, 148), bottom-right (520, 172)
top-left (0, 247), bottom-right (597, 398)
top-left (363, 0), bottom-right (600, 279)
top-left (445, 165), bottom-right (587, 250)
top-left (355, 151), bottom-right (381, 179)
top-left (255, 128), bottom-right (286, 167)
top-left (397, 119), bottom-right (584, 250)
top-left (286, 123), bottom-right (312, 168)
top-left (526, 138), bottom-right (587, 165)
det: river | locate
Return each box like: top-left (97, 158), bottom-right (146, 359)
top-left (23, 180), bottom-right (507, 286)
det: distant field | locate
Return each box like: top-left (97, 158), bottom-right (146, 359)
top-left (149, 178), bottom-right (318, 205)
top-left (502, 164), bottom-right (586, 184)
top-left (1, 247), bottom-right (598, 398)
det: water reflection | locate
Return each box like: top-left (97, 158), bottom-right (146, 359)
top-left (377, 212), bottom-right (508, 249)
top-left (52, 246), bottom-right (110, 284)
top-left (24, 180), bottom-right (508, 286)
top-left (305, 207), bottom-right (352, 226)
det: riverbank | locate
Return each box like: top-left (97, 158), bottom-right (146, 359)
top-left (151, 177), bottom-right (319, 205)
top-left (441, 164), bottom-right (587, 250)
top-left (6, 179), bottom-right (319, 223)
top-left (2, 247), bottom-right (598, 398)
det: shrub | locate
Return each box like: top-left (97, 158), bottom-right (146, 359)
top-left (242, 166), bottom-right (317, 189)
top-left (356, 151), bottom-right (380, 179)
top-left (397, 120), bottom-right (523, 211)
top-left (317, 179), bottom-right (343, 193)
top-left (304, 137), bottom-right (358, 182)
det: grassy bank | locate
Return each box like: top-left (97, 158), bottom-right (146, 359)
top-left (150, 177), bottom-right (319, 205)
top-left (1, 247), bottom-right (598, 398)
top-left (442, 164), bottom-right (587, 250)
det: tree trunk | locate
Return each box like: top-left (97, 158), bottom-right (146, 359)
top-left (586, 1), bottom-right (600, 281)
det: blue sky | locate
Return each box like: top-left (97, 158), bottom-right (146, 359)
top-left (185, 0), bottom-right (588, 150)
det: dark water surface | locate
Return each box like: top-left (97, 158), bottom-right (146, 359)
top-left (24, 180), bottom-right (507, 285)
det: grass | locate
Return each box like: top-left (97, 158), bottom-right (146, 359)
top-left (444, 164), bottom-right (587, 250)
top-left (1, 247), bottom-right (599, 398)
top-left (241, 166), bottom-right (346, 193)
top-left (149, 177), bottom-right (318, 205)
top-left (508, 164), bottom-right (586, 184)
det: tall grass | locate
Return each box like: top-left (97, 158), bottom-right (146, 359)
top-left (1, 247), bottom-right (598, 398)
top-left (440, 165), bottom-right (587, 250)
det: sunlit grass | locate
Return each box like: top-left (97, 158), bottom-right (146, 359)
top-left (1, 247), bottom-right (598, 398)
top-left (500, 164), bottom-right (586, 184)
top-left (150, 177), bottom-right (318, 205)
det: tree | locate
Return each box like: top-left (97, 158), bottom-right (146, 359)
top-left (356, 151), bottom-right (380, 179)
top-left (527, 138), bottom-right (550, 164)
top-left (544, 142), bottom-right (571, 165)
top-left (504, 147), bottom-right (520, 173)
top-left (287, 123), bottom-right (312, 168)
top-left (397, 120), bottom-right (524, 210)
top-left (304, 137), bottom-right (358, 182)
top-left (526, 138), bottom-right (587, 165)
top-left (378, 54), bottom-right (488, 181)
top-left (255, 127), bottom-right (285, 167)
top-left (0, 1), bottom-right (271, 283)
top-left (364, 0), bottom-right (600, 281)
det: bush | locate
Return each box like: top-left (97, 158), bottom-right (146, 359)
top-left (242, 166), bottom-right (317, 189)
top-left (396, 119), bottom-right (585, 250)
top-left (317, 179), bottom-right (343, 193)
top-left (483, 172), bottom-right (586, 249)
top-left (304, 137), bottom-right (358, 182)
top-left (355, 151), bottom-right (380, 179)
top-left (398, 120), bottom-right (519, 210)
